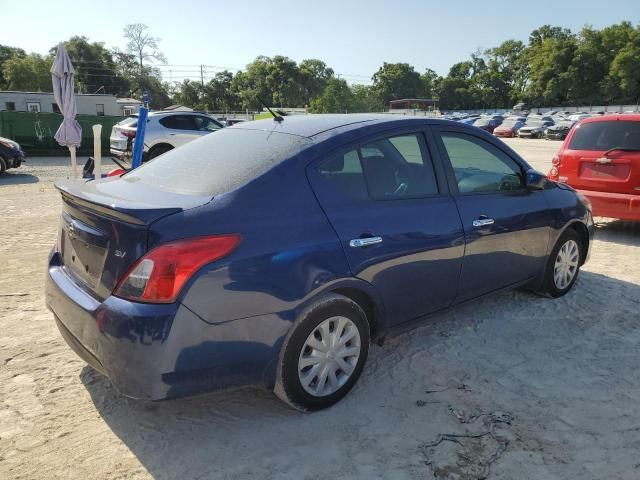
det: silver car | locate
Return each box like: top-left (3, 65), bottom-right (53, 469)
top-left (109, 111), bottom-right (223, 160)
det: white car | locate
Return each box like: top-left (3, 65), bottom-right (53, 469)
top-left (109, 111), bottom-right (223, 160)
top-left (567, 114), bottom-right (592, 122)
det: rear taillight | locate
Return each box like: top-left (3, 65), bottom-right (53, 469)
top-left (120, 128), bottom-right (136, 139)
top-left (114, 235), bottom-right (240, 303)
top-left (552, 155), bottom-right (561, 166)
top-left (549, 167), bottom-right (559, 177)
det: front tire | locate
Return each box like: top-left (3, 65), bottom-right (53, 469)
top-left (541, 229), bottom-right (583, 297)
top-left (275, 293), bottom-right (370, 411)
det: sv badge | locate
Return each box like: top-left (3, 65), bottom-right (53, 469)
top-left (114, 250), bottom-right (127, 258)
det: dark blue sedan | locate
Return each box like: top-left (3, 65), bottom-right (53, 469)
top-left (46, 115), bottom-right (593, 410)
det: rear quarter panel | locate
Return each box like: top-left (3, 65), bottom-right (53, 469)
top-left (150, 148), bottom-right (352, 324)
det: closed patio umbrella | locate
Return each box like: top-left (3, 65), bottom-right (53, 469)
top-left (51, 43), bottom-right (82, 178)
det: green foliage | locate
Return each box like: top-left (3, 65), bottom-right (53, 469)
top-left (372, 62), bottom-right (424, 102)
top-left (2, 53), bottom-right (51, 91)
top-left (309, 78), bottom-right (353, 113)
top-left (57, 36), bottom-right (130, 95)
top-left (1, 21), bottom-right (639, 113)
top-left (0, 45), bottom-right (26, 88)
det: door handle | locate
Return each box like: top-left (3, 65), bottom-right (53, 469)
top-left (472, 218), bottom-right (495, 227)
top-left (349, 236), bottom-right (383, 248)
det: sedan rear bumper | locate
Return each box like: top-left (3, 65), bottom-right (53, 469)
top-left (578, 189), bottom-right (640, 221)
top-left (46, 252), bottom-right (291, 400)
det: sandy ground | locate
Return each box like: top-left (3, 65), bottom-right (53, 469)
top-left (1, 139), bottom-right (639, 480)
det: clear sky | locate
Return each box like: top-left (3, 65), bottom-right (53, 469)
top-left (1, 0), bottom-right (638, 83)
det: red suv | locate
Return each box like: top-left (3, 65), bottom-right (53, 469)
top-left (548, 115), bottom-right (640, 221)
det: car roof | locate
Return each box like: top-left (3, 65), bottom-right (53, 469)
top-left (231, 114), bottom-right (473, 139)
top-left (578, 113), bottom-right (640, 124)
top-left (147, 111), bottom-right (210, 117)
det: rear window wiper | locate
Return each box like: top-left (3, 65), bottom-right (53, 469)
top-left (604, 147), bottom-right (640, 155)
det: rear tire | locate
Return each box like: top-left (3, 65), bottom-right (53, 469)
top-left (274, 293), bottom-right (370, 411)
top-left (541, 229), bottom-right (583, 298)
top-left (0, 157), bottom-right (6, 175)
top-left (147, 144), bottom-right (173, 161)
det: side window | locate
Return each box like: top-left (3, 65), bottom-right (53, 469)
top-left (316, 133), bottom-right (439, 201)
top-left (360, 134), bottom-right (438, 199)
top-left (439, 132), bottom-right (524, 194)
top-left (194, 116), bottom-right (221, 132)
top-left (317, 149), bottom-right (368, 200)
top-left (159, 115), bottom-right (196, 130)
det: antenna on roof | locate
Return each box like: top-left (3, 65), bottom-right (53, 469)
top-left (257, 96), bottom-right (284, 122)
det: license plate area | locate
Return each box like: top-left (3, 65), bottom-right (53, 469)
top-left (61, 213), bottom-right (109, 288)
top-left (579, 162), bottom-right (630, 182)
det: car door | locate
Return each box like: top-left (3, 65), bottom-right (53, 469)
top-left (307, 130), bottom-right (465, 326)
top-left (432, 127), bottom-right (550, 303)
top-left (158, 115), bottom-right (201, 147)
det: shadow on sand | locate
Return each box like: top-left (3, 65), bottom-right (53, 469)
top-left (79, 262), bottom-right (640, 479)
top-left (594, 218), bottom-right (640, 247)
top-left (0, 171), bottom-right (39, 185)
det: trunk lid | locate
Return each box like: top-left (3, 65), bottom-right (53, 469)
top-left (558, 117), bottom-right (640, 195)
top-left (55, 177), bottom-right (212, 299)
top-left (109, 116), bottom-right (137, 152)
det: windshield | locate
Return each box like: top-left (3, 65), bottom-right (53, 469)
top-left (501, 119), bottom-right (520, 127)
top-left (474, 118), bottom-right (491, 126)
top-left (123, 128), bottom-right (312, 196)
top-left (524, 120), bottom-right (545, 127)
top-left (569, 121), bottom-right (640, 151)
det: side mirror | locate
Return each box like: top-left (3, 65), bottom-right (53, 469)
top-left (526, 169), bottom-right (547, 190)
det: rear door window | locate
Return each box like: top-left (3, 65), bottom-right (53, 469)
top-left (159, 115), bottom-right (197, 130)
top-left (315, 133), bottom-right (439, 200)
top-left (569, 121), bottom-right (640, 151)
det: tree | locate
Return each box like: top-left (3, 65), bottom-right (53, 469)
top-left (485, 39), bottom-right (527, 103)
top-left (524, 32), bottom-right (577, 106)
top-left (174, 79), bottom-right (203, 109)
top-left (0, 45), bottom-right (26, 88)
top-left (309, 78), bottom-right (353, 113)
top-left (2, 53), bottom-right (51, 91)
top-left (350, 84), bottom-right (384, 112)
top-left (121, 24), bottom-right (170, 108)
top-left (55, 36), bottom-right (129, 95)
top-left (299, 59), bottom-right (334, 105)
top-left (609, 41), bottom-right (640, 103)
top-left (421, 68), bottom-right (439, 99)
top-left (372, 62), bottom-right (423, 103)
top-left (202, 70), bottom-right (240, 111)
top-left (231, 55), bottom-right (307, 109)
top-left (123, 23), bottom-right (167, 76)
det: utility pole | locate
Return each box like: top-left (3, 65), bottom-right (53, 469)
top-left (200, 65), bottom-right (204, 87)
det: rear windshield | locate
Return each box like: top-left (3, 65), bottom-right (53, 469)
top-left (122, 128), bottom-right (311, 196)
top-left (501, 119), bottom-right (520, 127)
top-left (569, 121), bottom-right (640, 151)
top-left (117, 116), bottom-right (138, 127)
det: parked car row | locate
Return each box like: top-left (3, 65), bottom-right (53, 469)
top-left (441, 109), bottom-right (627, 142)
